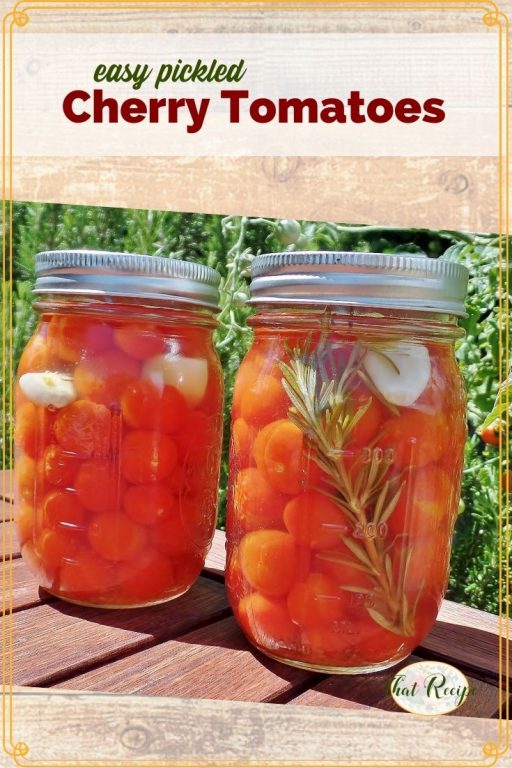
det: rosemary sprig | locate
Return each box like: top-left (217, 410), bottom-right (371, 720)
top-left (280, 343), bottom-right (420, 636)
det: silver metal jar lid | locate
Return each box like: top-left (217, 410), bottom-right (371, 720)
top-left (250, 251), bottom-right (469, 316)
top-left (34, 250), bottom-right (221, 310)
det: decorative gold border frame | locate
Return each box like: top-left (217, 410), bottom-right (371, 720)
top-left (1, 1), bottom-right (510, 766)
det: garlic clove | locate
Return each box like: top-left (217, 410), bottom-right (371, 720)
top-left (19, 371), bottom-right (76, 408)
top-left (162, 355), bottom-right (208, 407)
top-left (363, 342), bottom-right (431, 407)
top-left (141, 355), bottom-right (166, 393)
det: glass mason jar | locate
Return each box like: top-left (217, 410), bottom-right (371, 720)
top-left (14, 250), bottom-right (223, 608)
top-left (226, 252), bottom-right (469, 673)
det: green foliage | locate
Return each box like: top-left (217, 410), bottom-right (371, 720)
top-left (3, 202), bottom-right (509, 615)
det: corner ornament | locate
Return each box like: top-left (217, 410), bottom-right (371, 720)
top-left (11, 3), bottom-right (29, 27)
top-left (481, 3), bottom-right (501, 27)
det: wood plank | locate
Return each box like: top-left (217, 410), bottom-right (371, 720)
top-left (53, 616), bottom-right (319, 701)
top-left (0, 469), bottom-right (14, 502)
top-left (418, 619), bottom-right (507, 682)
top-left (7, 689), bottom-right (497, 765)
top-left (11, 156), bottom-right (499, 234)
top-left (1, 557), bottom-right (55, 614)
top-left (8, 577), bottom-right (230, 687)
top-left (0, 518), bottom-right (20, 561)
top-left (289, 654), bottom-right (503, 718)
top-left (204, 528), bottom-right (226, 578)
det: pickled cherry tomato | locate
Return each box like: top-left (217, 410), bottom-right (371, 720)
top-left (88, 512), bottom-right (147, 562)
top-left (123, 483), bottom-right (175, 526)
top-left (239, 529), bottom-right (297, 596)
top-left (15, 502), bottom-right (33, 545)
top-left (36, 527), bottom-right (79, 567)
top-left (259, 420), bottom-right (303, 494)
top-left (15, 454), bottom-right (36, 502)
top-left (120, 379), bottom-right (187, 433)
top-left (232, 353), bottom-right (263, 416)
top-left (54, 400), bottom-right (111, 456)
top-left (47, 315), bottom-right (112, 363)
top-left (17, 333), bottom-right (53, 375)
top-left (238, 592), bottom-right (298, 647)
top-left (113, 323), bottom-right (166, 360)
top-left (43, 490), bottom-right (86, 530)
top-left (15, 403), bottom-right (39, 458)
top-left (121, 431), bottom-right (178, 484)
top-left (151, 511), bottom-right (193, 558)
top-left (240, 375), bottom-right (289, 427)
top-left (59, 548), bottom-right (116, 597)
top-left (234, 468), bottom-right (286, 529)
top-left (42, 444), bottom-right (79, 487)
top-left (380, 410), bottom-right (449, 469)
top-left (313, 552), bottom-right (374, 592)
top-left (390, 463), bottom-right (453, 538)
top-left (348, 391), bottom-right (384, 447)
top-left (287, 573), bottom-right (348, 627)
top-left (283, 490), bottom-right (350, 550)
top-left (74, 350), bottom-right (139, 406)
top-left (354, 616), bottom-right (406, 664)
top-left (75, 460), bottom-right (124, 513)
top-left (231, 418), bottom-right (255, 468)
top-left (118, 550), bottom-right (175, 602)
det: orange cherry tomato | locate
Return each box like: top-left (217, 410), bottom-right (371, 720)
top-left (123, 483), bottom-right (175, 526)
top-left (36, 527), bottom-right (79, 568)
top-left (313, 552), bottom-right (375, 592)
top-left (232, 353), bottom-right (264, 417)
top-left (283, 490), bottom-right (351, 550)
top-left (113, 323), bottom-right (166, 360)
top-left (389, 463), bottom-right (453, 539)
top-left (42, 444), bottom-right (79, 487)
top-left (59, 548), bottom-right (116, 599)
top-left (54, 400), bottom-right (111, 456)
top-left (239, 529), bottom-right (297, 596)
top-left (14, 403), bottom-right (39, 458)
top-left (174, 410), bottom-right (212, 463)
top-left (353, 615), bottom-right (407, 664)
top-left (88, 512), bottom-right (147, 562)
top-left (238, 592), bottom-right (298, 648)
top-left (43, 490), bottom-right (87, 530)
top-left (301, 623), bottom-right (359, 663)
top-left (121, 430), bottom-right (178, 484)
top-left (120, 379), bottom-right (187, 433)
top-left (75, 460), bottom-right (124, 514)
top-left (167, 464), bottom-right (188, 494)
top-left (240, 375), bottom-right (289, 427)
top-left (17, 333), bottom-right (53, 375)
top-left (348, 390), bottom-right (384, 447)
top-left (379, 409), bottom-right (449, 469)
top-left (151, 510), bottom-right (193, 558)
top-left (21, 541), bottom-right (55, 590)
top-left (261, 420), bottom-right (304, 494)
top-left (117, 549), bottom-right (175, 603)
top-left (233, 467), bottom-right (287, 530)
top-left (14, 502), bottom-right (33, 545)
top-left (74, 349), bottom-right (139, 406)
top-left (47, 315), bottom-right (112, 363)
top-left (231, 417), bottom-right (255, 469)
top-left (225, 547), bottom-right (246, 598)
top-left (15, 454), bottom-right (36, 503)
top-left (287, 572), bottom-right (348, 628)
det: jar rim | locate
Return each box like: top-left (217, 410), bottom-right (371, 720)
top-left (249, 251), bottom-right (469, 317)
top-left (34, 250), bottom-right (221, 310)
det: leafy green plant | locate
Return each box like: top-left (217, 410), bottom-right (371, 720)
top-left (2, 202), bottom-right (509, 614)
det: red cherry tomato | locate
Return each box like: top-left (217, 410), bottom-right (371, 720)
top-left (480, 420), bottom-right (502, 446)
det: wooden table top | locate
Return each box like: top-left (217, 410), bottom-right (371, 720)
top-left (1, 469), bottom-right (510, 718)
